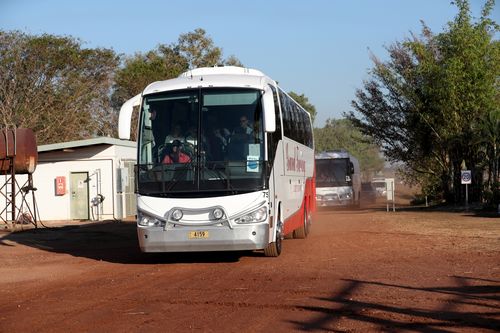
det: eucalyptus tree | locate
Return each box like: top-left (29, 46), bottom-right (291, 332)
top-left (111, 28), bottom-right (242, 140)
top-left (347, 0), bottom-right (499, 203)
top-left (0, 30), bottom-right (119, 144)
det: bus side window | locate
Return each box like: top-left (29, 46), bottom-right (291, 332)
top-left (279, 89), bottom-right (291, 138)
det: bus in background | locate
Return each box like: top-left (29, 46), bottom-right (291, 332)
top-left (371, 177), bottom-right (387, 198)
top-left (118, 66), bottom-right (315, 257)
top-left (315, 150), bottom-right (360, 207)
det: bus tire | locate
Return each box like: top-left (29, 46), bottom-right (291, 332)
top-left (264, 218), bottom-right (282, 257)
top-left (293, 207), bottom-right (309, 239)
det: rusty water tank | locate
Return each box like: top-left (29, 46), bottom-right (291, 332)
top-left (0, 128), bottom-right (38, 174)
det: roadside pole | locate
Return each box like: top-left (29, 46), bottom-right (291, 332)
top-left (465, 184), bottom-right (468, 210)
top-left (385, 178), bottom-right (395, 212)
top-left (461, 170), bottom-right (471, 211)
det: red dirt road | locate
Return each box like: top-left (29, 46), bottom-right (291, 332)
top-left (1, 208), bottom-right (499, 332)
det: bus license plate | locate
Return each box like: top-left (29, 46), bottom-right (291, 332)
top-left (189, 231), bottom-right (209, 239)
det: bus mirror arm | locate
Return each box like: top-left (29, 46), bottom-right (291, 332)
top-left (118, 93), bottom-right (141, 140)
top-left (262, 86), bottom-right (276, 133)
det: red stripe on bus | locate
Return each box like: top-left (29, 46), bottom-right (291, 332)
top-left (283, 177), bottom-right (316, 235)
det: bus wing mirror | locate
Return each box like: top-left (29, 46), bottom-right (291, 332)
top-left (262, 86), bottom-right (276, 133)
top-left (118, 94), bottom-right (141, 140)
top-left (349, 162), bottom-right (355, 174)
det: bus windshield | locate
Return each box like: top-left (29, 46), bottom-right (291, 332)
top-left (316, 158), bottom-right (351, 187)
top-left (137, 87), bottom-right (265, 197)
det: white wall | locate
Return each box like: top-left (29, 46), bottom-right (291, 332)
top-left (2, 144), bottom-right (136, 222)
top-left (36, 159), bottom-right (116, 220)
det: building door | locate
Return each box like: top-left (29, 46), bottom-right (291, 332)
top-left (123, 161), bottom-right (137, 217)
top-left (70, 172), bottom-right (89, 220)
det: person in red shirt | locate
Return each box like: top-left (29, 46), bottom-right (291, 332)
top-left (162, 140), bottom-right (191, 164)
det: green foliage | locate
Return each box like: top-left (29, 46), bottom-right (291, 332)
top-left (1, 27), bottom-right (245, 144)
top-left (111, 46), bottom-right (188, 109)
top-left (287, 91), bottom-right (382, 176)
top-left (224, 55), bottom-right (244, 67)
top-left (178, 28), bottom-right (222, 69)
top-left (0, 30), bottom-right (119, 144)
top-left (112, 28), bottom-right (243, 108)
top-left (347, 0), bottom-right (499, 204)
top-left (314, 118), bottom-right (385, 175)
top-left (110, 28), bottom-right (244, 140)
top-left (478, 110), bottom-right (500, 206)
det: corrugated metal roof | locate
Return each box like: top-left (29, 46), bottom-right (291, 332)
top-left (38, 137), bottom-right (136, 152)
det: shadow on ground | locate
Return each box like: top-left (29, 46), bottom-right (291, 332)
top-left (289, 276), bottom-right (500, 332)
top-left (316, 203), bottom-right (500, 218)
top-left (0, 220), bottom-right (252, 264)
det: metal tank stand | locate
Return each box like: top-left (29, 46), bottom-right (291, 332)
top-left (0, 128), bottom-right (39, 231)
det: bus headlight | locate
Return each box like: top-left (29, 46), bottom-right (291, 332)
top-left (340, 191), bottom-right (352, 200)
top-left (171, 209), bottom-right (183, 221)
top-left (213, 208), bottom-right (224, 220)
top-left (235, 206), bottom-right (268, 224)
top-left (138, 211), bottom-right (164, 227)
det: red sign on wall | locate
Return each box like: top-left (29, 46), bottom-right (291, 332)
top-left (55, 176), bottom-right (66, 196)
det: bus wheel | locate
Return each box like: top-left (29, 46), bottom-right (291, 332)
top-left (293, 207), bottom-right (309, 239)
top-left (264, 219), bottom-right (282, 257)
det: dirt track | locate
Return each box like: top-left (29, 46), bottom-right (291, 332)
top-left (1, 208), bottom-right (499, 332)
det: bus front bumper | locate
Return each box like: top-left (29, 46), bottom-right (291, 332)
top-left (137, 223), bottom-right (270, 253)
top-left (317, 198), bottom-right (352, 207)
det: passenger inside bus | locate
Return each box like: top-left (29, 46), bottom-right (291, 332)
top-left (185, 125), bottom-right (197, 146)
top-left (162, 140), bottom-right (191, 164)
top-left (226, 115), bottom-right (255, 160)
top-left (232, 116), bottom-right (253, 142)
top-left (206, 125), bottom-right (226, 161)
top-left (164, 123), bottom-right (184, 144)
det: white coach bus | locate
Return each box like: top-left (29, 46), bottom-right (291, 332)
top-left (315, 150), bottom-right (360, 207)
top-left (118, 66), bottom-right (315, 256)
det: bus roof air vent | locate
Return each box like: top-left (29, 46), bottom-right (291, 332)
top-left (179, 66), bottom-right (265, 78)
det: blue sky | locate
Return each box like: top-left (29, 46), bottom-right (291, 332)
top-left (1, 0), bottom-right (495, 126)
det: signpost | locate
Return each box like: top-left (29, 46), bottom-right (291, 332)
top-left (385, 178), bottom-right (395, 212)
top-left (461, 170), bottom-right (471, 210)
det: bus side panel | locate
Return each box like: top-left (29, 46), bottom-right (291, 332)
top-left (311, 162), bottom-right (317, 213)
top-left (283, 177), bottom-right (315, 235)
top-left (283, 199), bottom-right (304, 235)
top-left (268, 140), bottom-right (284, 244)
top-left (270, 138), bottom-right (297, 239)
top-left (279, 135), bottom-right (315, 235)
top-left (268, 153), bottom-right (277, 244)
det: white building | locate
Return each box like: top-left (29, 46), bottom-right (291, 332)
top-left (3, 137), bottom-right (137, 222)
